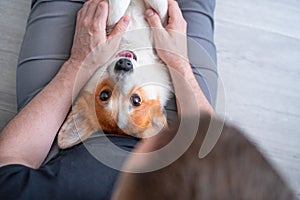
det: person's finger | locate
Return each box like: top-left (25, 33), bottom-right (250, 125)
top-left (93, 1), bottom-right (109, 40)
top-left (83, 0), bottom-right (101, 27)
top-left (94, 1), bottom-right (108, 27)
top-left (107, 16), bottom-right (130, 40)
top-left (168, 0), bottom-right (182, 17)
top-left (168, 0), bottom-right (184, 24)
top-left (165, 0), bottom-right (186, 32)
top-left (145, 9), bottom-right (164, 29)
top-left (79, 0), bottom-right (95, 21)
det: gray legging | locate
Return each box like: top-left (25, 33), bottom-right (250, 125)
top-left (17, 0), bottom-right (218, 112)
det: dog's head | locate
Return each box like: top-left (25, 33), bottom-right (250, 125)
top-left (58, 50), bottom-right (172, 149)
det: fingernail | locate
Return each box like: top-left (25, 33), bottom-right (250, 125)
top-left (99, 1), bottom-right (106, 8)
top-left (123, 16), bottom-right (130, 25)
top-left (146, 9), bottom-right (155, 17)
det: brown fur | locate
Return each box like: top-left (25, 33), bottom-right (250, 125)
top-left (58, 77), bottom-right (167, 148)
top-left (129, 100), bottom-right (166, 135)
top-left (94, 78), bottom-right (126, 136)
top-left (125, 88), bottom-right (167, 137)
top-left (58, 91), bottom-right (100, 149)
top-left (94, 80), bottom-right (166, 137)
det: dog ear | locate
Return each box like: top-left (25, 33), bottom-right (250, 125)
top-left (57, 91), bottom-right (99, 149)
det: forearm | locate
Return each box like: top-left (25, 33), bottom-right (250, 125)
top-left (144, 2), bottom-right (213, 115)
top-left (0, 0), bottom-right (129, 169)
top-left (0, 60), bottom-right (88, 168)
top-left (168, 59), bottom-right (214, 116)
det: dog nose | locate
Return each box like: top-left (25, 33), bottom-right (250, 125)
top-left (115, 58), bottom-right (133, 72)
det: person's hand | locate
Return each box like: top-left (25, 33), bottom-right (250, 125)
top-left (69, 0), bottom-right (130, 69)
top-left (145, 0), bottom-right (188, 68)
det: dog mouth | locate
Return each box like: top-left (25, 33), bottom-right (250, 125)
top-left (116, 50), bottom-right (137, 61)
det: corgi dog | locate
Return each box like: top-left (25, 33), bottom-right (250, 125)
top-left (58, 0), bottom-right (172, 149)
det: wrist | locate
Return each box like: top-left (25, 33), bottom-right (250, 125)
top-left (166, 57), bottom-right (191, 76)
top-left (65, 58), bottom-right (83, 69)
top-left (56, 58), bottom-right (98, 96)
top-left (57, 59), bottom-right (81, 77)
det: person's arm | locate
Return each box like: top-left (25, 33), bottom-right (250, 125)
top-left (0, 0), bottom-right (130, 169)
top-left (145, 0), bottom-right (214, 116)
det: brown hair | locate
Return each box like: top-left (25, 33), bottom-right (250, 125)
top-left (112, 114), bottom-right (295, 200)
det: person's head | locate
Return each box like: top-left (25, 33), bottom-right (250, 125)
top-left (112, 114), bottom-right (295, 200)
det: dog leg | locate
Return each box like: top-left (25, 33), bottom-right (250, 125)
top-left (144, 0), bottom-right (168, 24)
top-left (107, 0), bottom-right (131, 33)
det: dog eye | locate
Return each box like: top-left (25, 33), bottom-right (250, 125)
top-left (99, 89), bottom-right (112, 101)
top-left (130, 94), bottom-right (141, 107)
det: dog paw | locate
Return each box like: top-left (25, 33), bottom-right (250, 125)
top-left (107, 0), bottom-right (131, 33)
top-left (144, 0), bottom-right (168, 24)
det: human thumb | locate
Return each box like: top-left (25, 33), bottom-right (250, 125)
top-left (108, 16), bottom-right (130, 39)
top-left (145, 9), bottom-right (163, 29)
